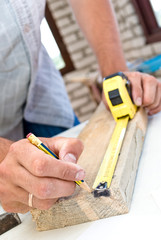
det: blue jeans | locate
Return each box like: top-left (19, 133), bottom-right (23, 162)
top-left (23, 114), bottom-right (80, 138)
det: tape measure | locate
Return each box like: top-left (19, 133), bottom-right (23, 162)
top-left (93, 72), bottom-right (137, 197)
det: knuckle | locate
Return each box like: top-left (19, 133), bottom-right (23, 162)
top-left (76, 139), bottom-right (84, 152)
top-left (0, 164), bottom-right (9, 180)
top-left (150, 103), bottom-right (158, 110)
top-left (144, 97), bottom-right (153, 106)
top-left (61, 167), bottom-right (71, 179)
top-left (67, 183), bottom-right (76, 196)
top-left (38, 200), bottom-right (54, 210)
top-left (32, 158), bottom-right (46, 176)
top-left (2, 203), bottom-right (13, 213)
top-left (153, 98), bottom-right (160, 108)
top-left (129, 71), bottom-right (140, 80)
top-left (2, 204), bottom-right (28, 214)
top-left (36, 182), bottom-right (50, 199)
top-left (146, 76), bottom-right (156, 84)
top-left (0, 185), bottom-right (6, 200)
top-left (68, 138), bottom-right (84, 155)
top-left (158, 82), bottom-right (161, 90)
top-left (135, 85), bottom-right (142, 92)
top-left (71, 138), bottom-right (82, 145)
top-left (0, 164), bottom-right (5, 178)
top-left (9, 142), bottom-right (18, 154)
top-left (132, 72), bottom-right (140, 78)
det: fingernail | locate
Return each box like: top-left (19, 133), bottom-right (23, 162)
top-left (76, 170), bottom-right (85, 180)
top-left (63, 153), bottom-right (76, 163)
top-left (135, 97), bottom-right (142, 106)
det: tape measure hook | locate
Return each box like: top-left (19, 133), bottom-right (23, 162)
top-left (93, 182), bottom-right (110, 197)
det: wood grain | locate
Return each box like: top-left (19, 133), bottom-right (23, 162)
top-left (31, 103), bottom-right (148, 231)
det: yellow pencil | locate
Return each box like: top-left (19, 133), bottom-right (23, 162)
top-left (26, 133), bottom-right (91, 193)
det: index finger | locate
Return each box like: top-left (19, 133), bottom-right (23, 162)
top-left (141, 74), bottom-right (157, 107)
top-left (9, 140), bottom-right (85, 181)
top-left (20, 150), bottom-right (85, 181)
top-left (42, 137), bottom-right (84, 163)
top-left (125, 72), bottom-right (143, 106)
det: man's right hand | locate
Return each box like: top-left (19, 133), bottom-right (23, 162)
top-left (0, 137), bottom-right (84, 213)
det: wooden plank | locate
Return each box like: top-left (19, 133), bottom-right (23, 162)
top-left (31, 103), bottom-right (147, 231)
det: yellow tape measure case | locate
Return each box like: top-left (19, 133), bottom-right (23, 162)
top-left (103, 72), bottom-right (137, 122)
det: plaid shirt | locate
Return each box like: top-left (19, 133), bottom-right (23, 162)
top-left (0, 0), bottom-right (74, 140)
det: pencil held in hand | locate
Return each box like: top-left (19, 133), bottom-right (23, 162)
top-left (26, 133), bottom-right (91, 193)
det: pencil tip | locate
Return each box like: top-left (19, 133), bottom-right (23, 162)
top-left (81, 181), bottom-right (91, 193)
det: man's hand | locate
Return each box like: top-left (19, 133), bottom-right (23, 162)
top-left (102, 71), bottom-right (161, 116)
top-left (125, 72), bottom-right (161, 115)
top-left (0, 137), bottom-right (84, 213)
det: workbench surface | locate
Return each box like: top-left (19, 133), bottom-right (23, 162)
top-left (1, 113), bottom-right (161, 240)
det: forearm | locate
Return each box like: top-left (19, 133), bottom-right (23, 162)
top-left (0, 138), bottom-right (13, 163)
top-left (69, 0), bottom-right (128, 77)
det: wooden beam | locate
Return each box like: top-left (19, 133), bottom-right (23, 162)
top-left (31, 103), bottom-right (147, 231)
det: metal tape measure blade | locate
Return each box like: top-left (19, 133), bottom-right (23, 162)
top-left (93, 116), bottom-right (129, 194)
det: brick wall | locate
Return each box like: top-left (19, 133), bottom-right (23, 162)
top-left (112, 0), bottom-right (161, 80)
top-left (47, 0), bottom-right (161, 122)
top-left (47, 0), bottom-right (97, 71)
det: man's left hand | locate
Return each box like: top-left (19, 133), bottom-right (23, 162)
top-left (125, 72), bottom-right (161, 115)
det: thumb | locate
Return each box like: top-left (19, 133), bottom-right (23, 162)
top-left (43, 137), bottom-right (84, 163)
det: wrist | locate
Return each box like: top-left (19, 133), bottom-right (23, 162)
top-left (99, 61), bottom-right (129, 79)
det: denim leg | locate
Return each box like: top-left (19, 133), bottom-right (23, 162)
top-left (23, 114), bottom-right (80, 138)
